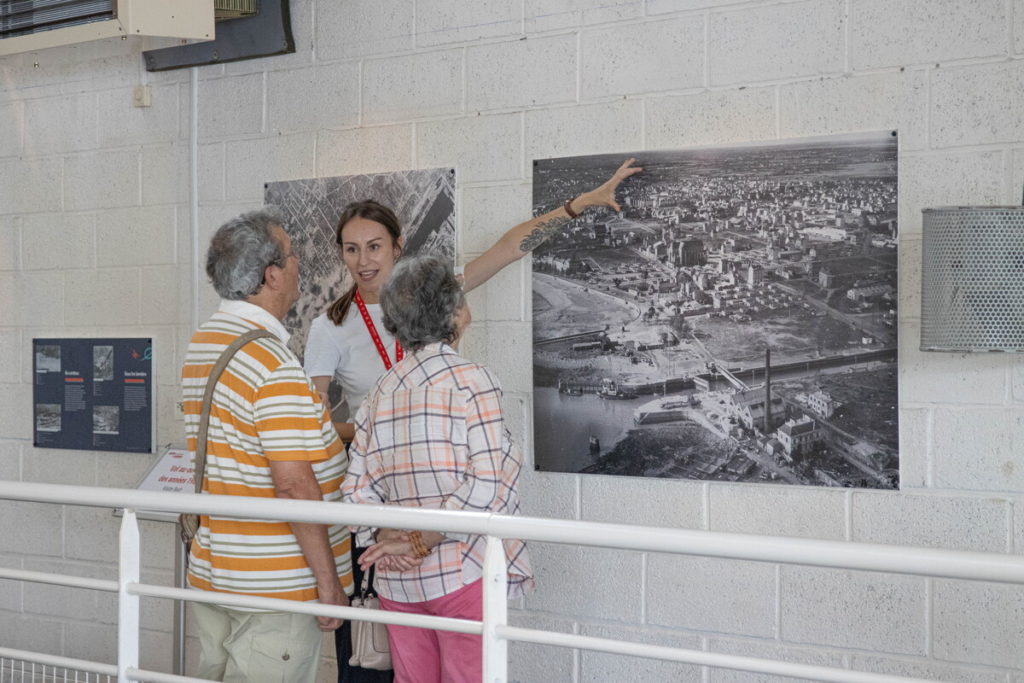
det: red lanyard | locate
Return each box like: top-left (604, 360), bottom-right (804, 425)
top-left (354, 291), bottom-right (403, 370)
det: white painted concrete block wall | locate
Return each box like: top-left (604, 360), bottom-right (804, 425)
top-left (2, 0), bottom-right (1024, 681)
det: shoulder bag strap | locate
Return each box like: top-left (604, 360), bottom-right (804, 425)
top-left (193, 328), bottom-right (276, 495)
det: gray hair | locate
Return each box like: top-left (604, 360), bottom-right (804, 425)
top-left (381, 255), bottom-right (465, 352)
top-left (205, 208), bottom-right (287, 300)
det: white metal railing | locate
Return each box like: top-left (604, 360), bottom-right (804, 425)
top-left (2, 480), bottom-right (1023, 683)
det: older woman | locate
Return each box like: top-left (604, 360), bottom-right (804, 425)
top-left (341, 255), bottom-right (533, 683)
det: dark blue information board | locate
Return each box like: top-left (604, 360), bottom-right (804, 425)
top-left (33, 338), bottom-right (153, 453)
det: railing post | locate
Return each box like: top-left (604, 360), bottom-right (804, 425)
top-left (118, 509), bottom-right (141, 683)
top-left (481, 535), bottom-right (508, 683)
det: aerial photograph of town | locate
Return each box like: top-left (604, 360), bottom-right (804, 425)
top-left (532, 132), bottom-right (899, 489)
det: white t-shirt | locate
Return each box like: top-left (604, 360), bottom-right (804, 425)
top-left (303, 306), bottom-right (398, 418)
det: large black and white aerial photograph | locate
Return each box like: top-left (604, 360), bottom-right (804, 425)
top-left (532, 132), bottom-right (899, 489)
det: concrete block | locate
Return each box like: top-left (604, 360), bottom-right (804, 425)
top-left (932, 407), bottom-right (1024, 492)
top-left (156, 382), bottom-right (185, 446)
top-left (316, 0), bottom-right (414, 61)
top-left (852, 491), bottom-right (1008, 552)
top-left (0, 613), bottom-right (63, 656)
top-left (899, 320), bottom-right (1007, 406)
top-left (508, 612), bottom-right (575, 683)
top-left (64, 620), bottom-right (116, 664)
top-left (97, 206), bottom-right (177, 267)
top-left (21, 212), bottom-right (95, 271)
top-left (140, 629), bottom-right (175, 672)
top-left (65, 269), bottom-right (141, 326)
top-left (518, 469), bottom-right (578, 520)
top-left (581, 17), bottom-right (704, 99)
top-left (0, 102), bottom-right (23, 157)
top-left (850, 0), bottom-right (1007, 70)
top-left (709, 484), bottom-right (845, 540)
top-left (0, 382), bottom-right (28, 438)
top-left (645, 87), bottom-right (776, 150)
top-left (898, 151), bottom-right (1004, 238)
top-left (225, 133), bottom-right (316, 201)
top-left (65, 149), bottom-right (140, 211)
top-left (197, 73), bottom-right (263, 140)
top-left (1018, 0), bottom-right (1024, 54)
top-left (933, 62), bottom-right (1024, 148)
top-left (897, 68), bottom-right (930, 153)
top-left (139, 519), bottom-right (178, 571)
top-left (459, 181), bottom-right (532, 255)
top-left (466, 259), bottom-right (526, 322)
top-left (141, 143), bottom-right (190, 206)
top-left (898, 237), bottom-right (921, 320)
top-left (23, 558), bottom-right (103, 622)
top-left (779, 73), bottom-right (898, 138)
top-left (97, 571), bottom-right (175, 632)
top-left (0, 440), bottom-right (19, 480)
top-left (267, 62), bottom-right (360, 133)
top-left (0, 500), bottom-right (63, 557)
top-left (934, 578), bottom-right (1024, 667)
top-left (0, 330), bottom-right (18, 385)
top-left (525, 100), bottom-right (643, 162)
top-left (524, 542), bottom-right (642, 621)
top-left (98, 83), bottom-right (181, 147)
top-left (527, 0), bottom-right (641, 31)
top-left (707, 637), bottom-right (843, 683)
top-left (0, 157), bottom-right (62, 214)
top-left (583, 475), bottom-right (703, 528)
top-left (460, 321), bottom-right (532, 393)
top-left (24, 92), bottom-right (97, 156)
top-left (0, 270), bottom-right (64, 328)
top-left (466, 35), bottom-right (576, 111)
top-left (851, 653), bottom-right (1008, 683)
top-left (100, 450), bottom-right (157, 490)
top-left (708, 0), bottom-right (845, 86)
top-left (780, 566), bottom-right (927, 654)
top-left (648, 0), bottom-right (736, 12)
top-left (141, 265), bottom-right (189, 326)
top-left (580, 623), bottom-right (702, 682)
top-left (898, 407), bottom-right (930, 489)
top-left (316, 125), bottom-right (414, 177)
top-left (417, 113), bottom-right (521, 183)
top-left (64, 505), bottom-right (119, 563)
top-left (363, 50), bottom-right (463, 124)
top-left (647, 555), bottom-right (777, 637)
top-left (417, 0), bottom-right (521, 46)
top-left (24, 448), bottom-right (97, 487)
top-left (0, 216), bottom-right (18, 270)
top-left (0, 553), bottom-right (22, 612)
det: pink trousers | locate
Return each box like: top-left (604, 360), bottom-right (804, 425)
top-left (378, 580), bottom-right (483, 683)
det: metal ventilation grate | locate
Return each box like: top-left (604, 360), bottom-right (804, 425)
top-left (214, 0), bottom-right (256, 20)
top-left (921, 206), bottom-right (1024, 351)
top-left (0, 0), bottom-right (114, 40)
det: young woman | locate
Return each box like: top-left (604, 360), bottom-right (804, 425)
top-left (302, 158), bottom-right (640, 682)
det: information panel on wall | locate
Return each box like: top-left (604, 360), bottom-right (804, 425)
top-left (33, 338), bottom-right (153, 453)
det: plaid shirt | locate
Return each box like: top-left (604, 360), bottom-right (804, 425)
top-left (342, 342), bottom-right (534, 602)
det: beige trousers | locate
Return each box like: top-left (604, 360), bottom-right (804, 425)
top-left (191, 601), bottom-right (323, 683)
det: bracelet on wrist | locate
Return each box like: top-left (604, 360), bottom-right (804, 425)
top-left (407, 530), bottom-right (431, 559)
top-left (563, 197), bottom-right (580, 219)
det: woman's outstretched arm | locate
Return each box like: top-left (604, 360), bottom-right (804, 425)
top-left (461, 157), bottom-right (642, 293)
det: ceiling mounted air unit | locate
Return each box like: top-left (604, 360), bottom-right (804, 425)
top-left (214, 0), bottom-right (257, 21)
top-left (0, 0), bottom-right (214, 56)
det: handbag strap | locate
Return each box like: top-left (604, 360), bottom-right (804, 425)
top-left (193, 328), bottom-right (276, 495)
top-left (359, 563), bottom-right (375, 599)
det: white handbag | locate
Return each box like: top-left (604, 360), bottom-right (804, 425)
top-left (349, 568), bottom-right (392, 671)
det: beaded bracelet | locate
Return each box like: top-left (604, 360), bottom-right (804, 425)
top-left (408, 530), bottom-right (431, 558)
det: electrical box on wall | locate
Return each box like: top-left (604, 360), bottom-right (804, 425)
top-left (0, 0), bottom-right (215, 56)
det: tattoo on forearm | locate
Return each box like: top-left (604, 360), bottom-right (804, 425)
top-left (519, 216), bottom-right (570, 253)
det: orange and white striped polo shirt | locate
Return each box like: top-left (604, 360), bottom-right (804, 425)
top-left (182, 301), bottom-right (352, 602)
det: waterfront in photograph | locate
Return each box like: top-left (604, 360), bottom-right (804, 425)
top-left (532, 132), bottom-right (899, 488)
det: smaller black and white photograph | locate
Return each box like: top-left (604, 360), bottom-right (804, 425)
top-left (93, 345), bottom-right (114, 382)
top-left (35, 345), bottom-right (61, 373)
top-left (35, 404), bottom-right (61, 432)
top-left (92, 405), bottom-right (120, 435)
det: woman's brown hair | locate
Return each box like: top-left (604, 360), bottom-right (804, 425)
top-left (327, 200), bottom-right (403, 325)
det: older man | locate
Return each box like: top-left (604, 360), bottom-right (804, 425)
top-left (181, 208), bottom-right (351, 682)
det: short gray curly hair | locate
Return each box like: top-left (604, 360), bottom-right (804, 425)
top-left (206, 208), bottom-right (287, 300)
top-left (381, 255), bottom-right (465, 352)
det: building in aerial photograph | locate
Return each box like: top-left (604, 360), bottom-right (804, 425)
top-left (532, 131), bottom-right (899, 489)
